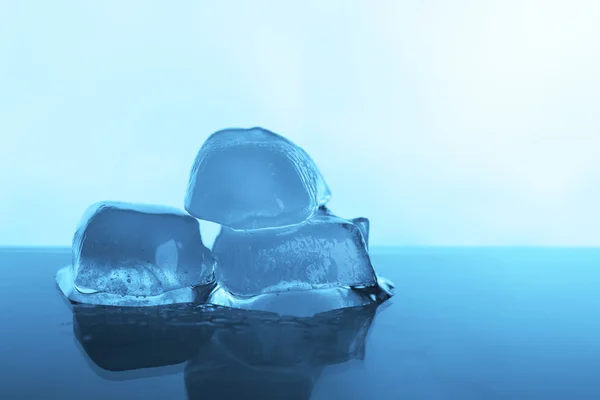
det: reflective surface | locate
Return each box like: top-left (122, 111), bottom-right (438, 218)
top-left (1, 247), bottom-right (599, 399)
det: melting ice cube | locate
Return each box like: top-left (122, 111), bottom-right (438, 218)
top-left (184, 127), bottom-right (331, 230)
top-left (56, 201), bottom-right (215, 306)
top-left (211, 211), bottom-right (376, 298)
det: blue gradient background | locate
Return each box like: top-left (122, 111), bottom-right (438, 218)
top-left (2, 0), bottom-right (599, 246)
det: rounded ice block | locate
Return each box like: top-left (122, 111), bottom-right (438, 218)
top-left (56, 201), bottom-right (215, 306)
top-left (211, 212), bottom-right (377, 297)
top-left (184, 127), bottom-right (331, 230)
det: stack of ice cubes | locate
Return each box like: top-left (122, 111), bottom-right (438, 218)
top-left (56, 127), bottom-right (393, 314)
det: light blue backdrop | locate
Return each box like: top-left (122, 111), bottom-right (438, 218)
top-left (1, 0), bottom-right (599, 246)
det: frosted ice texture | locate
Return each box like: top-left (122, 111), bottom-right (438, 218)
top-left (211, 212), bottom-right (377, 298)
top-left (56, 201), bottom-right (215, 306)
top-left (184, 127), bottom-right (331, 230)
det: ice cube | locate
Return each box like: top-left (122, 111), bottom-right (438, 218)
top-left (211, 211), bottom-right (377, 298)
top-left (184, 127), bottom-right (331, 230)
top-left (208, 285), bottom-right (375, 317)
top-left (56, 201), bottom-right (215, 306)
top-left (351, 217), bottom-right (370, 248)
top-left (319, 206), bottom-right (370, 247)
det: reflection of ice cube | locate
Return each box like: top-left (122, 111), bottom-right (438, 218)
top-left (351, 217), bottom-right (370, 248)
top-left (184, 127), bottom-right (331, 230)
top-left (185, 304), bottom-right (379, 400)
top-left (56, 201), bottom-right (215, 306)
top-left (212, 211), bottom-right (377, 298)
top-left (72, 304), bottom-right (213, 374)
top-left (70, 301), bottom-right (380, 397)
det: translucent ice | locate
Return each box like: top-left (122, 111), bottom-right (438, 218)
top-left (56, 201), bottom-right (215, 306)
top-left (72, 304), bottom-right (213, 371)
top-left (352, 218), bottom-right (370, 248)
top-left (184, 127), bottom-right (331, 230)
top-left (319, 206), bottom-right (370, 247)
top-left (209, 285), bottom-right (378, 317)
top-left (211, 211), bottom-right (377, 298)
